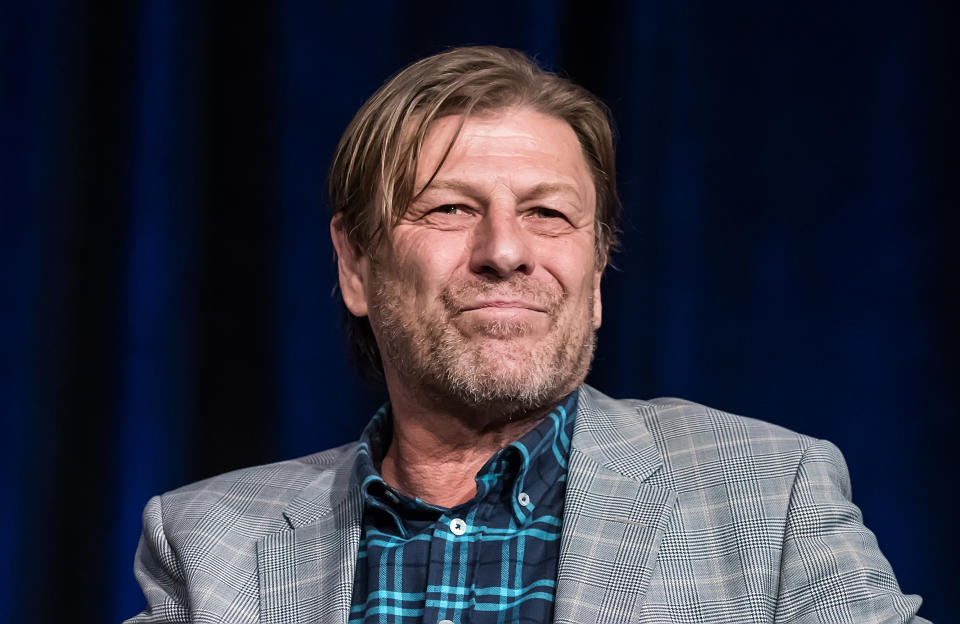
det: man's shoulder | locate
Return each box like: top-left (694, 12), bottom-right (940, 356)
top-left (580, 386), bottom-right (820, 471)
top-left (643, 396), bottom-right (814, 449)
top-left (151, 441), bottom-right (360, 539)
top-left (166, 441), bottom-right (359, 497)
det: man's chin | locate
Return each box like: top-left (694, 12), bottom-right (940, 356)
top-left (454, 318), bottom-right (544, 341)
top-left (436, 377), bottom-right (564, 416)
top-left (432, 350), bottom-right (572, 412)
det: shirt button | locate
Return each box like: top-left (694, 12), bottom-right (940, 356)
top-left (439, 620), bottom-right (454, 624)
top-left (449, 518), bottom-right (466, 535)
top-left (518, 492), bottom-right (531, 506)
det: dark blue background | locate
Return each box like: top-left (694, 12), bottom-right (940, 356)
top-left (2, 2), bottom-right (953, 622)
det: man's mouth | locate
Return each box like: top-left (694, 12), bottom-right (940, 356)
top-left (459, 299), bottom-right (549, 313)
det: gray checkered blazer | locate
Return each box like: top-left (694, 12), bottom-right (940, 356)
top-left (127, 385), bottom-right (927, 623)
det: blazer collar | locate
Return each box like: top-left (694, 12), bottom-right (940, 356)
top-left (258, 451), bottom-right (363, 624)
top-left (572, 383), bottom-right (664, 482)
top-left (555, 384), bottom-right (677, 623)
top-left (281, 453), bottom-right (359, 529)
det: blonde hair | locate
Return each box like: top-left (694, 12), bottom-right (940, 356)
top-left (329, 46), bottom-right (621, 379)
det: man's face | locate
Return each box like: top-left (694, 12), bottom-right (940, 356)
top-left (339, 106), bottom-right (603, 414)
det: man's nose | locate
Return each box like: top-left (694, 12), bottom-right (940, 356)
top-left (468, 208), bottom-right (535, 279)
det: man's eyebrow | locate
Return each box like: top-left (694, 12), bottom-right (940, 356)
top-left (418, 179), bottom-right (479, 196)
top-left (523, 182), bottom-right (582, 199)
top-left (419, 180), bottom-right (581, 199)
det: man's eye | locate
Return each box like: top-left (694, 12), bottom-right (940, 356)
top-left (534, 207), bottom-right (565, 219)
top-left (432, 204), bottom-right (464, 215)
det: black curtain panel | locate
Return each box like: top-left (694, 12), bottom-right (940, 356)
top-left (2, 2), bottom-right (955, 621)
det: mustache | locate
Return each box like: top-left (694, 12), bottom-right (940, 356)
top-left (439, 278), bottom-right (564, 314)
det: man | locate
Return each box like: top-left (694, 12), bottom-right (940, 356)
top-left (128, 47), bottom-right (927, 623)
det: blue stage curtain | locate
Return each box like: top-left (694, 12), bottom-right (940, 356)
top-left (1, 1), bottom-right (954, 621)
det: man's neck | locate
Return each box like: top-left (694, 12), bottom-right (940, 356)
top-left (378, 379), bottom-right (557, 508)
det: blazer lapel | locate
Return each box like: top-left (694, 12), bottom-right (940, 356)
top-left (257, 462), bottom-right (363, 624)
top-left (554, 386), bottom-right (678, 624)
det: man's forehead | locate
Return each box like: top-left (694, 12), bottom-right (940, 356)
top-left (411, 108), bottom-right (594, 197)
top-left (417, 107), bottom-right (582, 155)
top-left (419, 179), bottom-right (587, 205)
top-left (424, 179), bottom-right (582, 195)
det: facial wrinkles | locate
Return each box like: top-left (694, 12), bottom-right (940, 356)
top-left (418, 118), bottom-right (590, 200)
top-left (439, 276), bottom-right (563, 333)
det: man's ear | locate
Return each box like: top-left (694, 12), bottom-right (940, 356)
top-left (330, 214), bottom-right (370, 318)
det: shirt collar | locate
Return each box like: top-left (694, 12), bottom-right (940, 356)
top-left (497, 389), bottom-right (578, 522)
top-left (353, 389), bottom-right (579, 531)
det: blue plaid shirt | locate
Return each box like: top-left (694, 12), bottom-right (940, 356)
top-left (348, 391), bottom-right (578, 624)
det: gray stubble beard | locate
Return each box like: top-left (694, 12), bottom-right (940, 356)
top-left (369, 272), bottom-right (596, 420)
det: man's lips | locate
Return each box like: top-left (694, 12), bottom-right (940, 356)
top-left (459, 300), bottom-right (549, 313)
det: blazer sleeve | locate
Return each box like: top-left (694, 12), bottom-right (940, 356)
top-left (125, 495), bottom-right (192, 623)
top-left (774, 438), bottom-right (929, 623)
